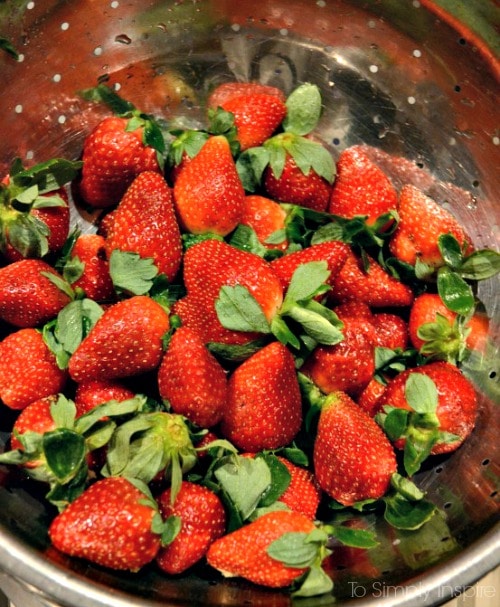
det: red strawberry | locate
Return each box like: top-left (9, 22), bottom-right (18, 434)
top-left (408, 292), bottom-right (489, 358)
top-left (0, 259), bottom-right (72, 327)
top-left (375, 361), bottom-right (477, 455)
top-left (74, 378), bottom-right (135, 416)
top-left (0, 328), bottom-right (67, 409)
top-left (156, 481), bottom-right (226, 575)
top-left (207, 82), bottom-right (286, 109)
top-left (301, 317), bottom-right (376, 397)
top-left (276, 456), bottom-right (322, 520)
top-left (313, 391), bottom-right (397, 506)
top-left (356, 378), bottom-right (387, 417)
top-left (239, 195), bottom-right (289, 251)
top-left (333, 300), bottom-right (373, 322)
top-left (173, 135), bottom-right (246, 236)
top-left (9, 395), bottom-right (59, 462)
top-left (65, 233), bottom-right (115, 302)
top-left (221, 93), bottom-right (287, 150)
top-left (157, 326), bottom-right (228, 428)
top-left (77, 116), bottom-right (162, 208)
top-left (105, 171), bottom-right (182, 282)
top-left (389, 184), bottom-right (474, 267)
top-left (49, 476), bottom-right (161, 571)
top-left (329, 249), bottom-right (414, 308)
top-left (328, 145), bottom-right (398, 224)
top-left (220, 341), bottom-right (302, 452)
top-left (371, 312), bottom-right (409, 350)
top-left (206, 510), bottom-right (317, 588)
top-left (68, 295), bottom-right (169, 382)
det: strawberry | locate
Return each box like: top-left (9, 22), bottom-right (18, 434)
top-left (63, 233), bottom-right (115, 302)
top-left (68, 295), bottom-right (169, 382)
top-left (239, 195), bottom-right (289, 251)
top-left (329, 249), bottom-right (414, 308)
top-left (0, 328), bottom-right (67, 409)
top-left (206, 510), bottom-right (318, 588)
top-left (220, 341), bottom-right (302, 452)
top-left (77, 115), bottom-right (162, 209)
top-left (276, 456), bottom-right (322, 520)
top-left (328, 145), bottom-right (398, 224)
top-left (207, 82), bottom-right (286, 109)
top-left (173, 135), bottom-right (246, 236)
top-left (220, 92), bottom-right (287, 151)
top-left (313, 391), bottom-right (397, 506)
top-left (375, 361), bottom-right (478, 457)
top-left (389, 184), bottom-right (474, 268)
top-left (0, 259), bottom-right (72, 327)
top-left (408, 292), bottom-right (489, 359)
top-left (371, 312), bottom-right (409, 350)
top-left (9, 395), bottom-right (59, 461)
top-left (157, 326), bottom-right (228, 428)
top-left (156, 481), bottom-right (226, 575)
top-left (74, 378), bottom-right (135, 417)
top-left (49, 476), bottom-right (162, 571)
top-left (301, 317), bottom-right (376, 397)
top-left (356, 377), bottom-right (387, 417)
top-left (105, 171), bottom-right (182, 282)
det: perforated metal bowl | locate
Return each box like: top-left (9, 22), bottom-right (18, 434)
top-left (0, 1), bottom-right (498, 606)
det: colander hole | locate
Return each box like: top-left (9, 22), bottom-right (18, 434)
top-left (454, 85), bottom-right (461, 92)
top-left (52, 74), bottom-right (62, 83)
top-left (412, 49), bottom-right (422, 58)
top-left (27, 1), bottom-right (35, 9)
top-left (317, 0), bottom-right (327, 7)
top-left (435, 466), bottom-right (443, 474)
top-left (368, 20), bottom-right (377, 29)
top-left (110, 1), bottom-right (119, 8)
top-left (60, 22), bottom-right (70, 31)
top-left (441, 536), bottom-right (451, 542)
top-left (481, 459), bottom-right (490, 467)
top-left (332, 138), bottom-right (340, 145)
top-left (490, 490), bottom-right (498, 499)
top-left (488, 370), bottom-right (497, 380)
top-left (279, 29), bottom-right (289, 37)
top-left (369, 64), bottom-right (379, 73)
top-left (412, 1), bottom-right (421, 8)
top-left (14, 104), bottom-right (22, 114)
top-left (58, 115), bottom-right (67, 124)
top-left (459, 38), bottom-right (467, 45)
top-left (407, 96), bottom-right (416, 105)
top-left (493, 136), bottom-right (500, 146)
top-left (94, 46), bottom-right (103, 56)
top-left (443, 502), bottom-right (453, 509)
top-left (472, 179), bottom-right (480, 187)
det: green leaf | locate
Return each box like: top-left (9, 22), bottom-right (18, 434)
top-left (41, 271), bottom-right (75, 300)
top-left (79, 83), bottom-right (136, 115)
top-left (285, 302), bottom-right (344, 346)
top-left (49, 395), bottom-right (77, 429)
top-left (403, 425), bottom-right (439, 476)
top-left (255, 454), bottom-right (291, 507)
top-left (384, 492), bottom-right (436, 530)
top-left (267, 531), bottom-right (318, 568)
top-left (438, 233), bottom-right (464, 269)
top-left (215, 285), bottom-right (271, 334)
top-left (11, 158), bottom-right (83, 193)
top-left (437, 267), bottom-right (475, 315)
top-left (292, 564), bottom-right (334, 598)
top-left (6, 214), bottom-right (50, 258)
top-left (404, 373), bottom-right (439, 414)
top-left (378, 406), bottom-right (409, 441)
top-left (283, 83), bottom-right (322, 136)
top-left (53, 298), bottom-right (104, 356)
top-left (109, 249), bottom-right (159, 295)
top-left (159, 515), bottom-right (183, 546)
top-left (283, 261), bottom-right (331, 308)
top-left (43, 429), bottom-right (86, 484)
top-left (330, 525), bottom-right (378, 549)
top-left (391, 473), bottom-right (426, 501)
top-left (458, 249), bottom-right (500, 281)
top-left (236, 147), bottom-right (270, 191)
top-left (270, 315), bottom-right (301, 350)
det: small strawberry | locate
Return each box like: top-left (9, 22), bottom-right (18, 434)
top-left (173, 135), bottom-right (246, 236)
top-left (74, 378), bottom-right (135, 417)
top-left (207, 82), bottom-right (286, 109)
top-left (105, 171), bottom-right (182, 282)
top-left (239, 195), bottom-right (289, 251)
top-left (0, 259), bottom-right (72, 327)
top-left (158, 326), bottom-right (228, 428)
top-left (328, 145), bottom-right (398, 224)
top-left (0, 328), bottom-right (67, 409)
top-left (156, 481), bottom-right (226, 575)
top-left (68, 295), bottom-right (169, 382)
top-left (371, 312), bottom-right (409, 350)
top-left (220, 341), bottom-right (302, 452)
top-left (49, 477), bottom-right (162, 571)
top-left (276, 456), bottom-right (322, 520)
top-left (63, 233), bottom-right (115, 302)
top-left (389, 184), bottom-right (474, 268)
top-left (329, 249), bottom-right (414, 308)
top-left (206, 510), bottom-right (319, 588)
top-left (313, 391), bottom-right (397, 506)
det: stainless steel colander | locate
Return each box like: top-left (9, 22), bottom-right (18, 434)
top-left (0, 1), bottom-right (498, 606)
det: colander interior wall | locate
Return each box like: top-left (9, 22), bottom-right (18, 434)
top-left (0, 1), bottom-right (498, 606)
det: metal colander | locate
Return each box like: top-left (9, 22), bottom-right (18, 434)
top-left (0, 1), bottom-right (498, 606)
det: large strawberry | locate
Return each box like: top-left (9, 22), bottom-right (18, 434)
top-left (173, 135), bottom-right (246, 236)
top-left (68, 295), bottom-right (169, 382)
top-left (49, 477), bottom-right (162, 571)
top-left (156, 481), bottom-right (226, 575)
top-left (0, 258), bottom-right (72, 327)
top-left (105, 171), bottom-right (182, 282)
top-left (389, 184), bottom-right (474, 268)
top-left (157, 326), bottom-right (228, 428)
top-left (313, 391), bottom-right (397, 506)
top-left (0, 328), bottom-right (67, 410)
top-left (328, 145), bottom-right (398, 224)
top-left (220, 341), bottom-right (302, 451)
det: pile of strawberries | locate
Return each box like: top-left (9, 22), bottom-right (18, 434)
top-left (0, 81), bottom-right (498, 598)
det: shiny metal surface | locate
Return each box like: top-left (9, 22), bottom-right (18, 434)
top-left (0, 1), bottom-right (498, 606)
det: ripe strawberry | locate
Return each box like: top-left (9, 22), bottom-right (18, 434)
top-left (68, 295), bottom-right (169, 382)
top-left (64, 233), bottom-right (115, 302)
top-left (301, 317), bottom-right (376, 397)
top-left (220, 93), bottom-right (287, 151)
top-left (408, 292), bottom-right (489, 358)
top-left (371, 312), bottom-right (409, 350)
top-left (9, 395), bottom-right (59, 460)
top-left (329, 249), bottom-right (414, 308)
top-left (158, 326), bottom-right (228, 428)
top-left (49, 476), bottom-right (162, 571)
top-left (389, 184), bottom-right (474, 267)
top-left (0, 259), bottom-right (72, 327)
top-left (239, 195), bottom-right (289, 251)
top-left (206, 510), bottom-right (317, 588)
top-left (328, 145), bottom-right (398, 224)
top-left (220, 341), bottom-right (302, 451)
top-left (356, 378), bottom-right (387, 417)
top-left (0, 328), bottom-right (67, 409)
top-left (105, 171), bottom-right (182, 282)
top-left (276, 456), bottom-right (322, 520)
top-left (74, 378), bottom-right (135, 416)
top-left (156, 481), bottom-right (226, 575)
top-left (313, 391), bottom-right (397, 506)
top-left (173, 135), bottom-right (246, 236)
top-left (375, 361), bottom-right (477, 455)
top-left (207, 82), bottom-right (286, 109)
top-left (77, 115), bottom-right (162, 208)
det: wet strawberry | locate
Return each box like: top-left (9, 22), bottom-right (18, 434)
top-left (239, 195), bottom-right (289, 251)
